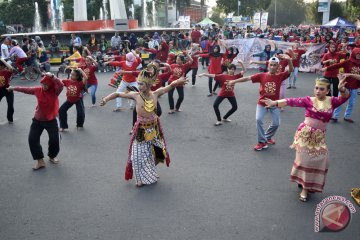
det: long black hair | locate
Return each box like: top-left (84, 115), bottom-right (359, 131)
top-left (210, 45), bottom-right (221, 58)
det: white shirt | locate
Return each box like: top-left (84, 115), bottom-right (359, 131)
top-left (1, 44), bottom-right (9, 59)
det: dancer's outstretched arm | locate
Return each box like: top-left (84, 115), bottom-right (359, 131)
top-left (154, 77), bottom-right (189, 97)
top-left (100, 91), bottom-right (137, 106)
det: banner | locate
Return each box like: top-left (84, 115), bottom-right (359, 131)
top-left (260, 12), bottom-right (268, 30)
top-left (318, 0), bottom-right (329, 12)
top-left (222, 38), bottom-right (326, 72)
top-left (253, 12), bottom-right (261, 29)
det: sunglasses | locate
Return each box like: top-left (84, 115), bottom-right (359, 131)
top-left (315, 86), bottom-right (326, 91)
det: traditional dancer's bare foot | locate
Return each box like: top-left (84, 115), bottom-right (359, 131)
top-left (299, 189), bottom-right (309, 202)
top-left (222, 118), bottom-right (232, 122)
top-left (136, 182), bottom-right (144, 187)
top-left (168, 109), bottom-right (176, 114)
top-left (49, 157), bottom-right (60, 164)
top-left (32, 159), bottom-right (46, 170)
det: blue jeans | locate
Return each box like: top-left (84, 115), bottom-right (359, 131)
top-left (116, 81), bottom-right (138, 108)
top-left (333, 89), bottom-right (357, 119)
top-left (87, 84), bottom-right (97, 105)
top-left (288, 67), bottom-right (299, 87)
top-left (256, 104), bottom-right (281, 143)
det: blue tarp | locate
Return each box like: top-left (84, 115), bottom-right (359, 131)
top-left (321, 17), bottom-right (356, 29)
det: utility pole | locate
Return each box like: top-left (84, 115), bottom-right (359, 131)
top-left (165, 0), bottom-right (169, 27)
top-left (237, 1), bottom-right (241, 16)
top-left (274, 0), bottom-right (277, 27)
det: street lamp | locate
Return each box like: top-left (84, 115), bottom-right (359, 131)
top-left (237, 1), bottom-right (241, 16)
top-left (274, 0), bottom-right (277, 27)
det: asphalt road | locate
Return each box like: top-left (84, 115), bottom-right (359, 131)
top-left (0, 67), bottom-right (359, 240)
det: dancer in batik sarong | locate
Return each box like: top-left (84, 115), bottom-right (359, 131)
top-left (100, 65), bottom-right (188, 187)
top-left (262, 77), bottom-right (349, 202)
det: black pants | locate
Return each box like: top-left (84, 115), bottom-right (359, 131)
top-left (0, 88), bottom-right (14, 122)
top-left (191, 68), bottom-right (198, 85)
top-left (325, 77), bottom-right (339, 97)
top-left (208, 77), bottom-right (220, 94)
top-left (132, 101), bottom-right (162, 126)
top-left (28, 118), bottom-right (60, 160)
top-left (213, 96), bottom-right (238, 121)
top-left (168, 87), bottom-right (184, 110)
top-left (59, 99), bottom-right (85, 128)
top-left (201, 57), bottom-right (209, 67)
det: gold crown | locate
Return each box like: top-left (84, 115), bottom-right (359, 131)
top-left (315, 78), bottom-right (330, 87)
top-left (137, 63), bottom-right (160, 86)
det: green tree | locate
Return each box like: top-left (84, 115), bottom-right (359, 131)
top-left (346, 0), bottom-right (360, 22)
top-left (267, 0), bottom-right (306, 26)
top-left (216, 0), bottom-right (271, 16)
top-left (306, 0), bottom-right (347, 25)
top-left (210, 6), bottom-right (225, 26)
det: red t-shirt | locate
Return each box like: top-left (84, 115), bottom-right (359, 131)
top-left (198, 53), bottom-right (223, 74)
top-left (80, 65), bottom-right (98, 85)
top-left (222, 51), bottom-right (238, 67)
top-left (152, 71), bottom-right (171, 91)
top-left (190, 51), bottom-right (200, 69)
top-left (321, 52), bottom-right (347, 78)
top-left (0, 69), bottom-right (13, 89)
top-left (62, 79), bottom-right (85, 103)
top-left (326, 60), bottom-right (360, 89)
top-left (191, 30), bottom-right (202, 44)
top-left (168, 62), bottom-right (192, 87)
top-left (109, 58), bottom-right (141, 83)
top-left (292, 49), bottom-right (306, 68)
top-left (251, 71), bottom-right (291, 106)
top-left (214, 72), bottom-right (243, 97)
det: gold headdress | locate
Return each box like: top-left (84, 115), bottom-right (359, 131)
top-left (315, 78), bottom-right (330, 87)
top-left (137, 63), bottom-right (160, 87)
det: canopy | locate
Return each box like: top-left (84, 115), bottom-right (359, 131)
top-left (197, 17), bottom-right (218, 26)
top-left (321, 17), bottom-right (356, 29)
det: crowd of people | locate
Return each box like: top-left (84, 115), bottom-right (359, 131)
top-left (1, 24), bottom-right (360, 204)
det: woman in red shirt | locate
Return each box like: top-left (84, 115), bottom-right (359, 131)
top-left (168, 53), bottom-right (193, 114)
top-left (79, 56), bottom-right (98, 107)
top-left (0, 58), bottom-right (14, 123)
top-left (321, 43), bottom-right (347, 97)
top-left (59, 69), bottom-right (88, 132)
top-left (197, 45), bottom-right (223, 96)
top-left (7, 73), bottom-right (64, 170)
top-left (198, 62), bottom-right (246, 126)
top-left (188, 43), bottom-right (201, 86)
top-left (105, 51), bottom-right (141, 111)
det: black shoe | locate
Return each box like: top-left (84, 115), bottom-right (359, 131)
top-left (286, 86), bottom-right (291, 89)
top-left (292, 86), bottom-right (296, 89)
top-left (331, 118), bottom-right (338, 123)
